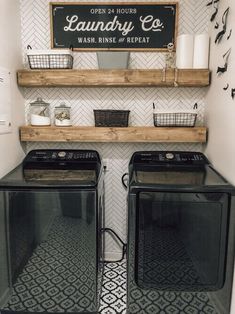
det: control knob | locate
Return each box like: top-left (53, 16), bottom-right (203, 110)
top-left (58, 151), bottom-right (67, 158)
top-left (165, 153), bottom-right (174, 160)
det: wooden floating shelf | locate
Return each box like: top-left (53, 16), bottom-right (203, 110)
top-left (19, 126), bottom-right (207, 143)
top-left (17, 69), bottom-right (210, 87)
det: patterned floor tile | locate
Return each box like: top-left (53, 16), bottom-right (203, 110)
top-left (99, 262), bottom-right (127, 314)
top-left (4, 257), bottom-right (221, 314)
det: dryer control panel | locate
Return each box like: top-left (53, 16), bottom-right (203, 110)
top-left (131, 151), bottom-right (209, 166)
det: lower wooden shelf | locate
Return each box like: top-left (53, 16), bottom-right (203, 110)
top-left (17, 69), bottom-right (210, 87)
top-left (20, 126), bottom-right (207, 143)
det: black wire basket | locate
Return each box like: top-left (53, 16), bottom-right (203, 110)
top-left (94, 110), bottom-right (130, 127)
top-left (153, 111), bottom-right (197, 127)
top-left (27, 50), bottom-right (73, 69)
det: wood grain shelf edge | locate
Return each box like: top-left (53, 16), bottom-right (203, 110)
top-left (19, 126), bottom-right (207, 143)
top-left (17, 69), bottom-right (210, 87)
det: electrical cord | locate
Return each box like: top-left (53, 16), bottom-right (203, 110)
top-left (101, 227), bottom-right (127, 263)
top-left (121, 173), bottom-right (128, 189)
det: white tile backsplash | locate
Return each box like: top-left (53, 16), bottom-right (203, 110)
top-left (20, 0), bottom-right (209, 254)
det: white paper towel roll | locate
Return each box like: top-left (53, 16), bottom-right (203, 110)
top-left (176, 34), bottom-right (194, 69)
top-left (193, 34), bottom-right (210, 69)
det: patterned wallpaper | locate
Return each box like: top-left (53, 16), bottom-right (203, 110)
top-left (19, 0), bottom-right (209, 256)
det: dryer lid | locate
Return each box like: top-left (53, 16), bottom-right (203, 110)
top-left (129, 151), bottom-right (232, 188)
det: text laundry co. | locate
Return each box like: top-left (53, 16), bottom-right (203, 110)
top-left (64, 15), bottom-right (134, 36)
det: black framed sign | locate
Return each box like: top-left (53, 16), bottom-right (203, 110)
top-left (50, 2), bottom-right (178, 51)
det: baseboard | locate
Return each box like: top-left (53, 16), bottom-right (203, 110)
top-left (104, 251), bottom-right (125, 262)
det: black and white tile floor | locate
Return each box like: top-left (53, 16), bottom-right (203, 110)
top-left (3, 215), bottom-right (218, 314)
top-left (4, 259), bottom-right (220, 314)
top-left (99, 261), bottom-right (126, 314)
top-left (3, 215), bottom-right (219, 313)
top-left (4, 260), bottom-right (127, 314)
top-left (4, 214), bottom-right (127, 314)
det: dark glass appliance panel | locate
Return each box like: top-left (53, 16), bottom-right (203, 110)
top-left (2, 190), bottom-right (101, 313)
top-left (0, 150), bottom-right (104, 313)
top-left (135, 191), bottom-right (229, 291)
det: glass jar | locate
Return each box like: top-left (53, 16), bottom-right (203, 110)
top-left (30, 97), bottom-right (50, 126)
top-left (54, 103), bottom-right (71, 126)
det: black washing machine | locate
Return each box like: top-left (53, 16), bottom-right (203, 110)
top-left (0, 150), bottom-right (104, 314)
top-left (127, 151), bottom-right (235, 314)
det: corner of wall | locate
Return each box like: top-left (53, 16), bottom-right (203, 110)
top-left (0, 0), bottom-right (25, 178)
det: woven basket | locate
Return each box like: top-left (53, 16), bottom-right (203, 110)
top-left (94, 110), bottom-right (130, 127)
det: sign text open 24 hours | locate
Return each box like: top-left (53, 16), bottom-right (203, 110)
top-left (51, 2), bottom-right (178, 51)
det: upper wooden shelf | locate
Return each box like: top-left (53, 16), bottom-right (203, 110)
top-left (17, 69), bottom-right (210, 87)
top-left (19, 126), bottom-right (207, 143)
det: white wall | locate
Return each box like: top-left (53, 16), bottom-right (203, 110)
top-left (0, 0), bottom-right (25, 305)
top-left (205, 0), bottom-right (235, 185)
top-left (0, 0), bottom-right (25, 178)
top-left (205, 1), bottom-right (235, 313)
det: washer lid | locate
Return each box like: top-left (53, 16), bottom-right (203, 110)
top-left (22, 149), bottom-right (101, 183)
top-left (23, 169), bottom-right (97, 182)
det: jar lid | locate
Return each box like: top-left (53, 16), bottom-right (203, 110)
top-left (30, 97), bottom-right (50, 106)
top-left (55, 103), bottom-right (71, 109)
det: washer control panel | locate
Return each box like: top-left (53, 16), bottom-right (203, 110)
top-left (51, 151), bottom-right (97, 161)
top-left (24, 149), bottom-right (100, 164)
